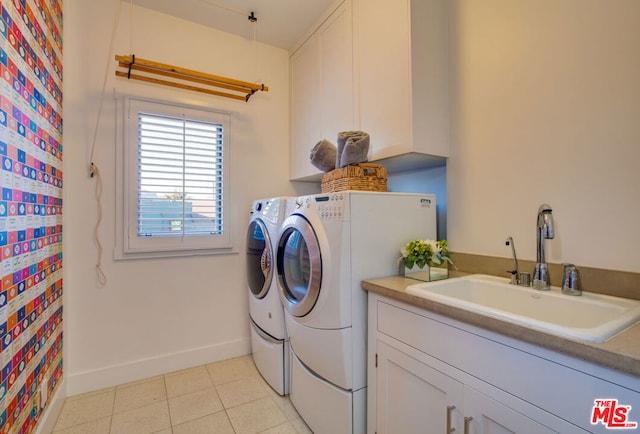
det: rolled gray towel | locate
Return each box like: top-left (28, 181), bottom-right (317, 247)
top-left (309, 139), bottom-right (337, 172)
top-left (337, 131), bottom-right (370, 167)
top-left (336, 132), bottom-right (350, 169)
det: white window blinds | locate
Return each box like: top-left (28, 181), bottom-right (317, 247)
top-left (116, 96), bottom-right (232, 259)
top-left (137, 112), bottom-right (224, 237)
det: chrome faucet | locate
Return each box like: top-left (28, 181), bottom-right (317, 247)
top-left (533, 204), bottom-right (554, 290)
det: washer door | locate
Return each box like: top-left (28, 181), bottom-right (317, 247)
top-left (277, 214), bottom-right (322, 317)
top-left (246, 219), bottom-right (272, 299)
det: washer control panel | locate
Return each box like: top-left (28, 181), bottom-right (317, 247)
top-left (261, 199), bottom-right (282, 225)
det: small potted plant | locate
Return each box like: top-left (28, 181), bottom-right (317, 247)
top-left (399, 239), bottom-right (453, 281)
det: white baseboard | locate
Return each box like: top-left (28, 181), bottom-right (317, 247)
top-left (35, 379), bottom-right (66, 434)
top-left (66, 338), bottom-right (250, 396)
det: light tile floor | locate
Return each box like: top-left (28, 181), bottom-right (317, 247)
top-left (53, 356), bottom-right (311, 434)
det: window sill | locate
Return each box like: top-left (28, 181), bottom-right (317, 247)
top-left (113, 246), bottom-right (238, 261)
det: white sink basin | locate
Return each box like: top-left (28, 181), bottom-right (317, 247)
top-left (405, 274), bottom-right (640, 343)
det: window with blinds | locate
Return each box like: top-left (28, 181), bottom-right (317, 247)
top-left (137, 113), bottom-right (224, 237)
top-left (117, 97), bottom-right (232, 258)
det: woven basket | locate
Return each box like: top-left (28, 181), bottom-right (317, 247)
top-left (321, 163), bottom-right (387, 193)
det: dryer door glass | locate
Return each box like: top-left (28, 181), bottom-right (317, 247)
top-left (277, 215), bottom-right (321, 317)
top-left (246, 219), bottom-right (272, 299)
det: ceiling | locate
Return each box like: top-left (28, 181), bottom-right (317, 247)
top-left (131, 0), bottom-right (335, 50)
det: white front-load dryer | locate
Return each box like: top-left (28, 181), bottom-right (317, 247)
top-left (247, 197), bottom-right (290, 395)
top-left (276, 192), bottom-right (437, 433)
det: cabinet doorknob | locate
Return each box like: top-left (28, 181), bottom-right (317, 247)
top-left (446, 405), bottom-right (456, 433)
top-left (464, 416), bottom-right (473, 434)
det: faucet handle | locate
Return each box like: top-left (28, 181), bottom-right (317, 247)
top-left (518, 272), bottom-right (531, 287)
top-left (562, 264), bottom-right (582, 296)
top-left (505, 236), bottom-right (519, 285)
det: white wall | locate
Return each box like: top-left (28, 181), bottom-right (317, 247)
top-left (388, 167), bottom-right (447, 240)
top-left (447, 0), bottom-right (640, 273)
top-left (63, 0), bottom-right (314, 395)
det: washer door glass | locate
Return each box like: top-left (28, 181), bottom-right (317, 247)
top-left (246, 219), bottom-right (272, 299)
top-left (277, 215), bottom-right (321, 317)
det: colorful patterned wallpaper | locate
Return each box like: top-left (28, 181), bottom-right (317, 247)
top-left (0, 0), bottom-right (63, 432)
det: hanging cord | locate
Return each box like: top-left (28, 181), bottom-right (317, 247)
top-left (91, 163), bottom-right (108, 285)
top-left (197, 0), bottom-right (246, 17)
top-left (89, 0), bottom-right (122, 165)
top-left (250, 12), bottom-right (257, 83)
top-left (129, 0), bottom-right (133, 55)
top-left (197, 1), bottom-right (260, 83)
top-left (88, 0), bottom-right (123, 286)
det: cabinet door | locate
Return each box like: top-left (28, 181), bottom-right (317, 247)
top-left (357, 0), bottom-right (449, 162)
top-left (289, 1), bottom-right (353, 180)
top-left (358, 0), bottom-right (412, 159)
top-left (464, 387), bottom-right (560, 434)
top-left (318, 0), bottom-right (354, 146)
top-left (376, 341), bottom-right (464, 434)
top-left (290, 35), bottom-right (321, 180)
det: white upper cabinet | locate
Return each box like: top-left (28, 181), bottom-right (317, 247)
top-left (358, 0), bottom-right (449, 163)
top-left (290, 0), bottom-right (354, 181)
top-left (289, 0), bottom-right (449, 181)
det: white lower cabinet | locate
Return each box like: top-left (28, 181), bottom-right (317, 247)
top-left (376, 340), bottom-right (463, 433)
top-left (367, 293), bottom-right (639, 434)
top-left (376, 341), bottom-right (570, 434)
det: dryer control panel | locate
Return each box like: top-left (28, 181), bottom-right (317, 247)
top-left (297, 193), bottom-right (347, 221)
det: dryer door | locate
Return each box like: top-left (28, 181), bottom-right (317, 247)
top-left (246, 219), bottom-right (272, 299)
top-left (277, 214), bottom-right (321, 317)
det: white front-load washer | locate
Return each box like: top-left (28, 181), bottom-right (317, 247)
top-left (276, 191), bottom-right (437, 433)
top-left (246, 197), bottom-right (290, 395)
